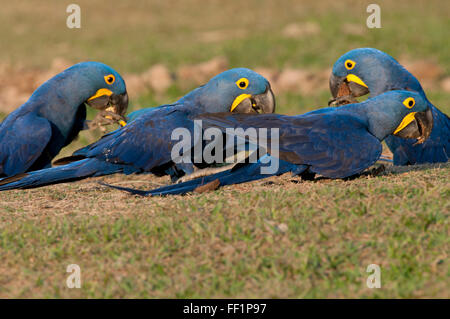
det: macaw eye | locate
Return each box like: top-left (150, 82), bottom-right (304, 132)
top-left (344, 59), bottom-right (356, 70)
top-left (236, 78), bottom-right (249, 90)
top-left (104, 74), bottom-right (115, 85)
top-left (403, 97), bottom-right (415, 108)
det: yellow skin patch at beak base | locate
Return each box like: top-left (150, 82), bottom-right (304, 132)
top-left (87, 88), bottom-right (113, 101)
top-left (393, 112), bottom-right (417, 134)
top-left (230, 94), bottom-right (252, 112)
top-left (346, 74), bottom-right (368, 88)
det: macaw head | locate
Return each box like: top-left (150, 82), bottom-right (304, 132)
top-left (329, 48), bottom-right (425, 106)
top-left (45, 62), bottom-right (129, 125)
top-left (358, 90), bottom-right (432, 143)
top-left (182, 68), bottom-right (275, 114)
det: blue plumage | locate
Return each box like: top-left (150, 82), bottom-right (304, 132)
top-left (0, 62), bottom-right (128, 177)
top-left (103, 90), bottom-right (433, 196)
top-left (329, 48), bottom-right (449, 165)
top-left (0, 68), bottom-right (275, 190)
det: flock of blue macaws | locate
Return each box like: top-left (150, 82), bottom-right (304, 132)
top-left (0, 48), bottom-right (447, 194)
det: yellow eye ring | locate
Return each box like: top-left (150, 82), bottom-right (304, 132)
top-left (104, 74), bottom-right (115, 85)
top-left (236, 78), bottom-right (249, 90)
top-left (344, 59), bottom-right (356, 70)
top-left (403, 97), bottom-right (415, 108)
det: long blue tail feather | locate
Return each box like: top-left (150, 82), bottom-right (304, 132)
top-left (0, 159), bottom-right (135, 191)
top-left (101, 156), bottom-right (303, 197)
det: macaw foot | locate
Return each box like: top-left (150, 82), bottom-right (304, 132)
top-left (85, 111), bottom-right (127, 131)
top-left (368, 164), bottom-right (386, 177)
top-left (175, 164), bottom-right (236, 184)
top-left (299, 169), bottom-right (316, 181)
top-left (328, 94), bottom-right (359, 107)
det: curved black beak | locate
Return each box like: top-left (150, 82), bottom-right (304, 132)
top-left (394, 107), bottom-right (433, 144)
top-left (86, 92), bottom-right (129, 117)
top-left (86, 92), bottom-right (128, 126)
top-left (329, 73), bottom-right (370, 106)
top-left (232, 85), bottom-right (276, 114)
top-left (329, 73), bottom-right (345, 99)
top-left (108, 92), bottom-right (129, 118)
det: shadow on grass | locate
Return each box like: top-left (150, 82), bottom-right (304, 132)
top-left (281, 162), bottom-right (450, 185)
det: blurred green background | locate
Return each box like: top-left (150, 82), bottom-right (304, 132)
top-left (1, 1), bottom-right (448, 70)
top-left (0, 0), bottom-right (448, 119)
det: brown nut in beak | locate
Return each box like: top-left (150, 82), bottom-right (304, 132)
top-left (328, 73), bottom-right (369, 106)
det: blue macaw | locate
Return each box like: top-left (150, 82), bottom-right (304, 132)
top-left (329, 48), bottom-right (449, 165)
top-left (0, 62), bottom-right (128, 177)
top-left (102, 90), bottom-right (433, 196)
top-left (0, 68), bottom-right (275, 190)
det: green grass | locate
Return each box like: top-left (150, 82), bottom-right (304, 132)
top-left (0, 164), bottom-right (448, 298)
top-left (1, 1), bottom-right (449, 72)
top-left (0, 0), bottom-right (449, 298)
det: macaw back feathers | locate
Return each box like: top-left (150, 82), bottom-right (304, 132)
top-left (196, 110), bottom-right (382, 179)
